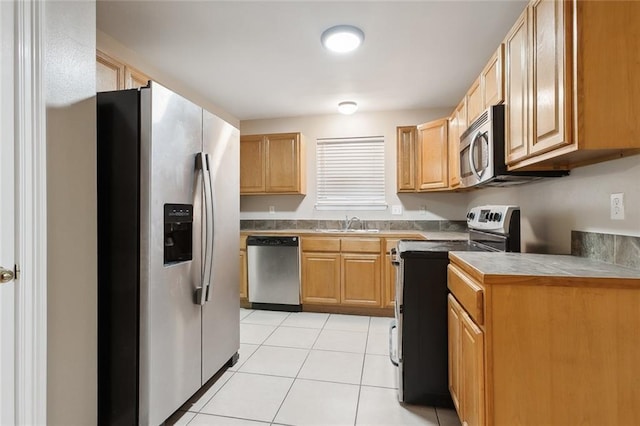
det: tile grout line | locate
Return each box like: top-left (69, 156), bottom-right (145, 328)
top-left (353, 316), bottom-right (374, 426)
top-left (268, 311), bottom-right (329, 424)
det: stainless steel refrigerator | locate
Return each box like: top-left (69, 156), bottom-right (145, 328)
top-left (97, 82), bottom-right (240, 425)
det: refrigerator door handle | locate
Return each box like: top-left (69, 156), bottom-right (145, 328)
top-left (204, 152), bottom-right (215, 302)
top-left (195, 152), bottom-right (214, 305)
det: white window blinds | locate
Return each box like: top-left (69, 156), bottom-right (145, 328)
top-left (316, 136), bottom-right (386, 210)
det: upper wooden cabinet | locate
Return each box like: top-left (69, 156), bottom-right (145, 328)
top-left (96, 49), bottom-right (151, 92)
top-left (396, 126), bottom-right (417, 192)
top-left (240, 133), bottom-right (306, 195)
top-left (417, 118), bottom-right (449, 191)
top-left (505, 0), bottom-right (640, 170)
top-left (481, 45), bottom-right (505, 109)
top-left (466, 77), bottom-right (483, 125)
top-left (465, 45), bottom-right (505, 126)
top-left (448, 99), bottom-right (467, 189)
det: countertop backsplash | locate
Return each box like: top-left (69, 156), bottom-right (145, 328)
top-left (572, 231), bottom-right (640, 270)
top-left (241, 219), bottom-right (468, 233)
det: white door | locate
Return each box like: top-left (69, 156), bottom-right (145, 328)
top-left (0, 1), bottom-right (16, 424)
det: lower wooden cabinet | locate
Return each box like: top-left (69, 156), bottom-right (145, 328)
top-left (301, 252), bottom-right (341, 304)
top-left (341, 253), bottom-right (381, 307)
top-left (448, 294), bottom-right (485, 426)
top-left (301, 236), bottom-right (382, 307)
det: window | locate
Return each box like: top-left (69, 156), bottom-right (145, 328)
top-left (316, 136), bottom-right (386, 210)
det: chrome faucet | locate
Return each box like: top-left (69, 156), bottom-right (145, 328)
top-left (344, 215), bottom-right (361, 231)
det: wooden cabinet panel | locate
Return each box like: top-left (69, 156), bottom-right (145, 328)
top-left (396, 126), bottom-right (417, 192)
top-left (239, 135), bottom-right (266, 193)
top-left (301, 252), bottom-right (341, 304)
top-left (466, 77), bottom-right (483, 124)
top-left (96, 51), bottom-right (124, 92)
top-left (341, 238), bottom-right (380, 253)
top-left (461, 312), bottom-right (485, 426)
top-left (301, 237), bottom-right (340, 252)
top-left (240, 236), bottom-right (248, 299)
top-left (482, 45), bottom-right (504, 108)
top-left (417, 118), bottom-right (448, 190)
top-left (341, 253), bottom-right (381, 307)
top-left (448, 295), bottom-right (462, 415)
top-left (266, 133), bottom-right (301, 193)
top-left (383, 239), bottom-right (399, 309)
top-left (505, 8), bottom-right (530, 164)
top-left (529, 0), bottom-right (570, 155)
top-left (240, 133), bottom-right (305, 194)
top-left (239, 250), bottom-right (247, 299)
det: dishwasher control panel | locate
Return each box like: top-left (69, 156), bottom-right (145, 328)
top-left (246, 236), bottom-right (298, 246)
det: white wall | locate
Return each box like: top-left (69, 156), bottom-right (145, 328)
top-left (45, 1), bottom-right (97, 424)
top-left (240, 109), bottom-right (471, 221)
top-left (467, 155), bottom-right (640, 254)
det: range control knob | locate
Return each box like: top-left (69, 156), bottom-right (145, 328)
top-left (494, 212), bottom-right (502, 222)
top-left (488, 213), bottom-right (495, 221)
top-left (468, 212), bottom-right (475, 220)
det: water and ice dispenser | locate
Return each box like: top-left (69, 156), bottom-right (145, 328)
top-left (164, 203), bottom-right (193, 264)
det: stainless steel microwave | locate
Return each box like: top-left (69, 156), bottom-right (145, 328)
top-left (459, 105), bottom-right (569, 187)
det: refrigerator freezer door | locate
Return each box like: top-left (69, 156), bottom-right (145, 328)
top-left (140, 82), bottom-right (203, 425)
top-left (201, 109), bottom-right (240, 383)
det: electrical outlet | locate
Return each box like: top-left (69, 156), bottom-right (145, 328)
top-left (391, 205), bottom-right (403, 215)
top-left (419, 205), bottom-right (427, 215)
top-left (610, 193), bottom-right (625, 220)
top-left (269, 206), bottom-right (275, 214)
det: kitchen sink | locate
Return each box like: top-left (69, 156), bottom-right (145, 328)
top-left (314, 229), bottom-right (380, 233)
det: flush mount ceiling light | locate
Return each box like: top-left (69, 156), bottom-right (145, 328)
top-left (321, 25), bottom-right (365, 53)
top-left (338, 101), bottom-right (358, 115)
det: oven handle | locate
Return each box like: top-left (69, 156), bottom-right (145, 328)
top-left (468, 131), bottom-right (487, 181)
top-left (389, 320), bottom-right (399, 367)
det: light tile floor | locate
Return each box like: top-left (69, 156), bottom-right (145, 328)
top-left (166, 310), bottom-right (461, 426)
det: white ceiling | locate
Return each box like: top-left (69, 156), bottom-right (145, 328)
top-left (96, 0), bottom-right (528, 121)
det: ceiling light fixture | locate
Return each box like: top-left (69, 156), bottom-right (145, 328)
top-left (321, 25), bottom-right (365, 53)
top-left (338, 101), bottom-right (358, 115)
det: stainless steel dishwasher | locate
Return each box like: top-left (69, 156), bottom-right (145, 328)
top-left (247, 235), bottom-right (301, 311)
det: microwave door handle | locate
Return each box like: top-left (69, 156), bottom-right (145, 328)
top-left (468, 131), bottom-right (484, 181)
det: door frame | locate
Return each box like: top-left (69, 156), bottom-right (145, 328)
top-left (7, 0), bottom-right (47, 423)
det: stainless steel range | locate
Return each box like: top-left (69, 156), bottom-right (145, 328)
top-left (389, 205), bottom-right (520, 406)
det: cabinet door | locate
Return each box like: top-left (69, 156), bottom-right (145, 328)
top-left (417, 119), bottom-right (448, 191)
top-left (341, 253), bottom-right (381, 307)
top-left (466, 76), bottom-right (483, 124)
top-left (529, 0), bottom-right (571, 155)
top-left (301, 252), bottom-right (341, 304)
top-left (266, 133), bottom-right (301, 193)
top-left (482, 45), bottom-right (504, 108)
top-left (396, 126), bottom-right (417, 192)
top-left (505, 8), bottom-right (530, 164)
top-left (383, 239), bottom-right (399, 309)
top-left (448, 295), bottom-right (463, 415)
top-left (239, 249), bottom-right (248, 299)
top-left (461, 312), bottom-right (485, 426)
top-left (240, 135), bottom-right (266, 193)
top-left (96, 50), bottom-right (124, 92)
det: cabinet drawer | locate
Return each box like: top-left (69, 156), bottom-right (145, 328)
top-left (341, 238), bottom-right (381, 253)
top-left (301, 237), bottom-right (340, 252)
top-left (447, 264), bottom-right (484, 325)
